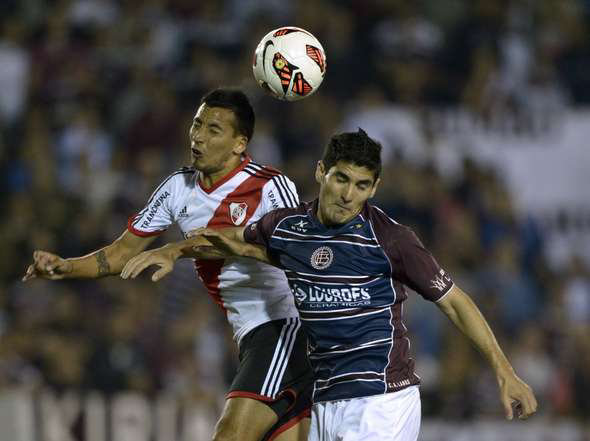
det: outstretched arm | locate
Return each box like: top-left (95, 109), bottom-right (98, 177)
top-left (120, 227), bottom-right (271, 282)
top-left (23, 230), bottom-right (157, 280)
top-left (436, 285), bottom-right (538, 420)
top-left (190, 227), bottom-right (270, 263)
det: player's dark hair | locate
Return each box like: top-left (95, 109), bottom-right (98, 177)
top-left (200, 88), bottom-right (255, 141)
top-left (322, 128), bottom-right (382, 181)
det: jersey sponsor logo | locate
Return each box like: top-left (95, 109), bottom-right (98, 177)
top-left (267, 189), bottom-right (280, 210)
top-left (292, 283), bottom-right (371, 307)
top-left (140, 191), bottom-right (170, 228)
top-left (310, 246), bottom-right (333, 270)
top-left (430, 269), bottom-right (452, 292)
top-left (229, 202), bottom-right (248, 225)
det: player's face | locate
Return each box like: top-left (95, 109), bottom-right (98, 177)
top-left (315, 160), bottom-right (379, 226)
top-left (189, 104), bottom-right (247, 176)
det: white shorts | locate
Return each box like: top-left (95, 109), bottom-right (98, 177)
top-left (308, 386), bottom-right (421, 441)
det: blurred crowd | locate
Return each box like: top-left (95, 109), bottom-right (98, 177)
top-left (1, 0), bottom-right (589, 425)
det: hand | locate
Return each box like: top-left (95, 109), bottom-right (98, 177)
top-left (187, 228), bottom-right (228, 258)
top-left (186, 227), bottom-right (220, 240)
top-left (187, 227), bottom-right (229, 249)
top-left (23, 251), bottom-right (73, 281)
top-left (120, 244), bottom-right (181, 282)
top-left (497, 370), bottom-right (538, 420)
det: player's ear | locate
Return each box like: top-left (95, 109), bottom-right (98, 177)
top-left (315, 161), bottom-right (325, 184)
top-left (234, 135), bottom-right (248, 155)
top-left (369, 177), bottom-right (381, 198)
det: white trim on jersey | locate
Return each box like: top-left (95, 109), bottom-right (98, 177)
top-left (271, 236), bottom-right (381, 247)
top-left (287, 271), bottom-right (382, 279)
top-left (314, 370), bottom-right (385, 391)
top-left (434, 282), bottom-right (456, 303)
top-left (260, 317), bottom-right (301, 398)
top-left (308, 338), bottom-right (393, 360)
top-left (372, 205), bottom-right (400, 225)
top-left (275, 229), bottom-right (376, 241)
top-left (300, 307), bottom-right (389, 322)
top-left (285, 275), bottom-right (380, 286)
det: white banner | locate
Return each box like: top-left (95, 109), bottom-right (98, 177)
top-left (0, 388), bottom-right (586, 441)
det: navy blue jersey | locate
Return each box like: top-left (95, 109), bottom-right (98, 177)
top-left (244, 199), bottom-right (454, 403)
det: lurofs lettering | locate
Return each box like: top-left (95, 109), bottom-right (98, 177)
top-left (293, 284), bottom-right (371, 307)
top-left (141, 191), bottom-right (170, 228)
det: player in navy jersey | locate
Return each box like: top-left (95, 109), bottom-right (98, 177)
top-left (137, 128), bottom-right (538, 440)
top-left (23, 89), bottom-right (312, 441)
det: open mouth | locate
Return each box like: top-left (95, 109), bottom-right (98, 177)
top-left (191, 149), bottom-right (203, 159)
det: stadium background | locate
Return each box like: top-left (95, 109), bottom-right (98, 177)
top-left (1, 0), bottom-right (589, 439)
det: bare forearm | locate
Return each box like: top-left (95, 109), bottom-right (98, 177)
top-left (66, 244), bottom-right (132, 278)
top-left (66, 230), bottom-right (153, 278)
top-left (181, 227), bottom-right (271, 263)
top-left (438, 286), bottom-right (538, 419)
top-left (439, 287), bottom-right (513, 374)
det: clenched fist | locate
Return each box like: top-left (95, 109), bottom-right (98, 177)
top-left (22, 251), bottom-right (73, 281)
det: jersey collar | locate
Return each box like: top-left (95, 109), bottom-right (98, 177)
top-left (197, 155), bottom-right (251, 194)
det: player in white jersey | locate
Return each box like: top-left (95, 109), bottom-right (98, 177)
top-left (23, 89), bottom-right (313, 441)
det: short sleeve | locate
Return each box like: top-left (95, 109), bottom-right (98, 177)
top-left (377, 222), bottom-right (453, 302)
top-left (260, 174), bottom-right (299, 214)
top-left (127, 173), bottom-right (177, 237)
top-left (386, 226), bottom-right (454, 302)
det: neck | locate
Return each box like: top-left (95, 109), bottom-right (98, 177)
top-left (199, 156), bottom-right (243, 189)
top-left (316, 201), bottom-right (361, 227)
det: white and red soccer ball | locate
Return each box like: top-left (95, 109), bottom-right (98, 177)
top-left (253, 27), bottom-right (326, 101)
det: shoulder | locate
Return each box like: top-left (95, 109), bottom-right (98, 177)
top-left (245, 160), bottom-right (299, 208)
top-left (258, 202), bottom-right (307, 230)
top-left (266, 203), bottom-right (306, 223)
top-left (245, 160), bottom-right (295, 183)
top-left (366, 204), bottom-right (419, 244)
top-left (145, 167), bottom-right (195, 202)
top-left (160, 166), bottom-right (197, 187)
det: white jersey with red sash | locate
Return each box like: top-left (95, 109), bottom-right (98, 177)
top-left (128, 157), bottom-right (300, 343)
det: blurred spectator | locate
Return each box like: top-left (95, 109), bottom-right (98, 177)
top-left (57, 108), bottom-right (114, 200)
top-left (0, 19), bottom-right (30, 126)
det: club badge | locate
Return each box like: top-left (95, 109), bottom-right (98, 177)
top-left (229, 202), bottom-right (248, 225)
top-left (310, 246), bottom-right (333, 270)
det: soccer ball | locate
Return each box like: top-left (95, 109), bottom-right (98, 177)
top-left (253, 27), bottom-right (326, 101)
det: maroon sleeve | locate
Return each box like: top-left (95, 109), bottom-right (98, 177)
top-left (243, 208), bottom-right (289, 249)
top-left (389, 227), bottom-right (453, 301)
top-left (371, 208), bottom-right (454, 302)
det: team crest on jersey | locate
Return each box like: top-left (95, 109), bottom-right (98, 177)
top-left (229, 202), bottom-right (248, 225)
top-left (310, 246), bottom-right (333, 270)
